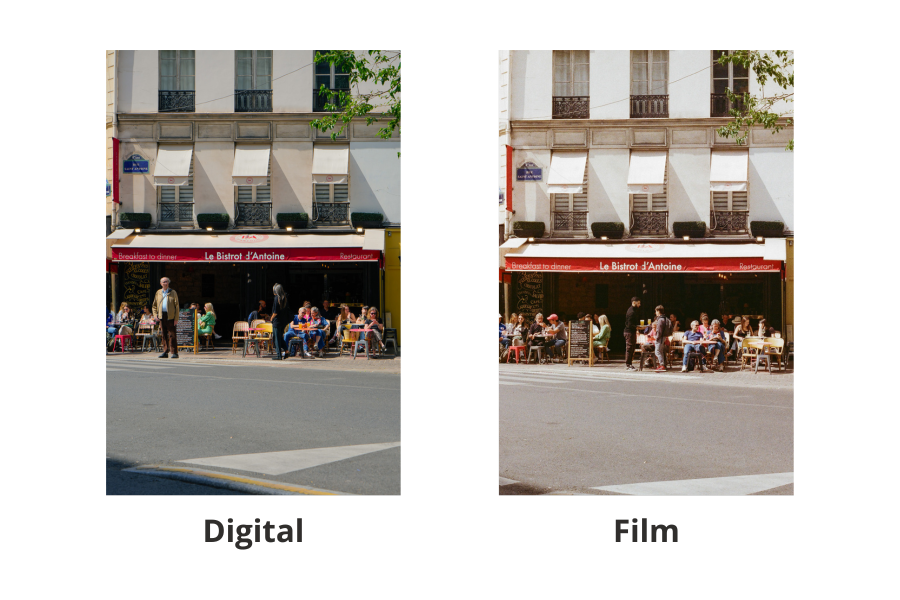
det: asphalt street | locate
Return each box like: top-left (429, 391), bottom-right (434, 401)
top-left (107, 356), bottom-right (400, 495)
top-left (499, 363), bottom-right (793, 495)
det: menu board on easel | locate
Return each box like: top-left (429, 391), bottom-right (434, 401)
top-left (176, 308), bottom-right (199, 354)
top-left (567, 320), bottom-right (593, 366)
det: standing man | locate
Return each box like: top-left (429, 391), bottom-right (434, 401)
top-left (653, 305), bottom-right (669, 372)
top-left (152, 277), bottom-right (180, 359)
top-left (624, 297), bottom-right (641, 371)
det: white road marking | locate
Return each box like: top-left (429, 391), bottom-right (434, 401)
top-left (106, 364), bottom-right (172, 370)
top-left (499, 477), bottom-right (519, 486)
top-left (178, 442), bottom-right (402, 475)
top-left (499, 381), bottom-right (527, 385)
top-left (592, 472), bottom-right (794, 496)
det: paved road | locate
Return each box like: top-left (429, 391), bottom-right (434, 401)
top-left (499, 364), bottom-right (793, 495)
top-left (107, 357), bottom-right (400, 495)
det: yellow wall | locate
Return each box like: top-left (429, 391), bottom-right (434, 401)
top-left (785, 238), bottom-right (900, 342)
top-left (785, 237), bottom-right (794, 342)
top-left (384, 229), bottom-right (497, 346)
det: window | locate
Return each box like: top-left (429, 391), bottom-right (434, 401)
top-left (630, 51), bottom-right (668, 118)
top-left (236, 51), bottom-right (272, 90)
top-left (159, 51), bottom-right (195, 90)
top-left (551, 160), bottom-right (588, 232)
top-left (710, 190), bottom-right (748, 232)
top-left (159, 156), bottom-right (193, 223)
top-left (235, 150), bottom-right (272, 226)
top-left (313, 182), bottom-right (350, 224)
top-left (711, 51), bottom-right (749, 116)
top-left (553, 51), bottom-right (589, 97)
top-left (235, 51), bottom-right (273, 112)
top-left (313, 50), bottom-right (350, 112)
top-left (631, 165), bottom-right (667, 235)
top-left (159, 50), bottom-right (195, 112)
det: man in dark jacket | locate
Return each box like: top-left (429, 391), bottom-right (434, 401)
top-left (653, 305), bottom-right (669, 372)
top-left (624, 297), bottom-right (641, 370)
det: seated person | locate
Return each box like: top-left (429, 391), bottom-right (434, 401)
top-left (681, 320), bottom-right (706, 373)
top-left (284, 307), bottom-right (309, 357)
top-left (299, 307), bottom-right (329, 358)
top-left (707, 319), bottom-right (727, 370)
top-left (526, 313), bottom-right (546, 354)
top-left (500, 314), bottom-right (510, 348)
top-left (328, 304), bottom-right (354, 346)
top-left (544, 314), bottom-right (567, 359)
top-left (139, 305), bottom-right (156, 325)
top-left (364, 307), bottom-right (385, 353)
top-left (356, 306), bottom-right (369, 326)
top-left (698, 313), bottom-right (710, 336)
top-left (731, 316), bottom-right (751, 355)
top-left (198, 303), bottom-right (216, 337)
top-left (593, 315), bottom-right (611, 352)
top-left (248, 300), bottom-right (270, 324)
top-left (669, 314), bottom-right (681, 333)
top-left (757, 318), bottom-right (776, 338)
top-left (510, 314), bottom-right (527, 346)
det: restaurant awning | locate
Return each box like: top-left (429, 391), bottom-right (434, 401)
top-left (546, 151), bottom-right (587, 194)
top-left (362, 229), bottom-right (385, 252)
top-left (232, 145), bottom-right (271, 186)
top-left (710, 150), bottom-right (748, 192)
top-left (311, 144), bottom-right (349, 184)
top-left (627, 150), bottom-right (667, 194)
top-left (504, 239), bottom-right (784, 273)
top-left (153, 145), bottom-right (193, 186)
top-left (110, 233), bottom-right (380, 263)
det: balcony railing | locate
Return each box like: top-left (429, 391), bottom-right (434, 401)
top-left (159, 90), bottom-right (195, 113)
top-left (553, 211), bottom-right (588, 231)
top-left (160, 202), bottom-right (194, 222)
top-left (710, 210), bottom-right (749, 234)
top-left (235, 89), bottom-right (273, 113)
top-left (552, 96), bottom-right (590, 119)
top-left (235, 202), bottom-right (272, 226)
top-left (313, 202), bottom-right (349, 225)
top-left (710, 93), bottom-right (746, 117)
top-left (313, 89), bottom-right (350, 112)
top-left (630, 94), bottom-right (668, 118)
top-left (631, 210), bottom-right (668, 235)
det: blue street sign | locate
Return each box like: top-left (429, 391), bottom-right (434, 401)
top-left (123, 153), bottom-right (149, 173)
top-left (516, 161), bottom-right (542, 181)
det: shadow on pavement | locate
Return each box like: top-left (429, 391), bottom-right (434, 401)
top-left (106, 457), bottom-right (245, 495)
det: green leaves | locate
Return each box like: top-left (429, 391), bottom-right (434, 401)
top-left (715, 51), bottom-right (793, 151)
top-left (310, 51), bottom-right (400, 154)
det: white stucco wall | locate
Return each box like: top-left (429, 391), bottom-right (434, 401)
top-left (193, 142), bottom-right (236, 220)
top-left (510, 149), bottom-right (551, 226)
top-left (667, 148), bottom-right (711, 230)
top-left (195, 51), bottom-right (233, 113)
top-left (588, 149), bottom-right (630, 223)
top-left (274, 50), bottom-right (314, 112)
top-left (119, 142), bottom-right (157, 218)
top-left (349, 142), bottom-right (401, 224)
top-left (748, 148), bottom-right (793, 231)
top-left (509, 51), bottom-right (552, 120)
top-left (590, 51), bottom-right (629, 119)
top-left (272, 142), bottom-right (313, 215)
top-left (669, 50), bottom-right (709, 119)
top-left (117, 51), bottom-right (158, 113)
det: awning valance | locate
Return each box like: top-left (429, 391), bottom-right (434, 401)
top-left (153, 145), bottom-right (193, 186)
top-left (232, 145), bottom-right (271, 186)
top-left (311, 145), bottom-right (349, 184)
top-left (505, 241), bottom-right (781, 273)
top-left (710, 150), bottom-right (748, 192)
top-left (111, 233), bottom-right (380, 263)
top-left (546, 151), bottom-right (587, 194)
top-left (627, 150), bottom-right (667, 194)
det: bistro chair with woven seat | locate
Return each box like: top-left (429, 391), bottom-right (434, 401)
top-left (667, 332), bottom-right (684, 365)
top-left (339, 327), bottom-right (357, 356)
top-left (738, 338), bottom-right (759, 372)
top-left (250, 319), bottom-right (266, 332)
top-left (232, 322), bottom-right (250, 354)
top-left (250, 322), bottom-right (273, 356)
top-left (135, 322), bottom-right (160, 352)
top-left (763, 337), bottom-right (785, 371)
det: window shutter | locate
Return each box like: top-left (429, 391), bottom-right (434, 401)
top-left (160, 187), bottom-right (176, 202)
top-left (553, 194), bottom-right (569, 212)
top-left (712, 191), bottom-right (729, 211)
top-left (731, 190), bottom-right (748, 211)
top-left (572, 160), bottom-right (588, 211)
top-left (315, 184), bottom-right (330, 202)
top-left (333, 183), bottom-right (349, 202)
top-left (632, 194), bottom-right (649, 211)
top-left (179, 157), bottom-right (194, 202)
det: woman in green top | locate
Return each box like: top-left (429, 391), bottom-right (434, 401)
top-left (199, 302), bottom-right (217, 335)
top-left (593, 314), bottom-right (611, 349)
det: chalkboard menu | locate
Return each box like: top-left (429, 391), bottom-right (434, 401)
top-left (515, 272), bottom-right (544, 321)
top-left (567, 320), bottom-right (593, 366)
top-left (122, 262), bottom-right (151, 311)
top-left (176, 308), bottom-right (197, 351)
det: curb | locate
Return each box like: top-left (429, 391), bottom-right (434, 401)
top-left (123, 465), bottom-right (353, 495)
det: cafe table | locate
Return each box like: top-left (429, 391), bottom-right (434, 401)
top-left (745, 337), bottom-right (776, 373)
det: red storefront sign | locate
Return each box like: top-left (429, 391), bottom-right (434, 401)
top-left (111, 247), bottom-right (380, 263)
top-left (505, 256), bottom-right (781, 273)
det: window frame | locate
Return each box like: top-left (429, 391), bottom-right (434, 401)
top-left (552, 50), bottom-right (590, 97)
top-left (711, 50), bottom-right (750, 96)
top-left (159, 50), bottom-right (195, 91)
top-left (157, 151), bottom-right (194, 223)
top-left (234, 148), bottom-right (272, 204)
top-left (314, 50), bottom-right (350, 90)
top-left (235, 50), bottom-right (272, 91)
top-left (630, 50), bottom-right (668, 96)
top-left (314, 182), bottom-right (350, 204)
top-left (711, 189), bottom-right (748, 212)
top-left (551, 158), bottom-right (588, 232)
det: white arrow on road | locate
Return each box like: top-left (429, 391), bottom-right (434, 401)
top-left (178, 442), bottom-right (401, 475)
top-left (592, 472), bottom-right (793, 495)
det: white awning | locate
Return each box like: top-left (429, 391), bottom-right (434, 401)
top-left (107, 229), bottom-right (134, 240)
top-left (153, 145), bottom-right (193, 186)
top-left (547, 151), bottom-right (587, 194)
top-left (232, 145), bottom-right (271, 186)
top-left (362, 229), bottom-right (385, 252)
top-left (710, 150), bottom-right (748, 192)
top-left (627, 150), bottom-right (667, 194)
top-left (311, 145), bottom-right (350, 184)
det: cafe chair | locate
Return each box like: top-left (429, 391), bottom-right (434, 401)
top-left (383, 328), bottom-right (399, 356)
top-left (667, 332), bottom-right (684, 364)
top-left (507, 344), bottom-right (527, 364)
top-left (338, 328), bottom-right (356, 357)
top-left (526, 344), bottom-right (544, 364)
top-left (352, 336), bottom-right (371, 359)
top-left (594, 344), bottom-right (609, 363)
top-left (253, 322), bottom-right (273, 356)
top-left (113, 332), bottom-right (134, 353)
top-left (738, 338), bottom-right (759, 372)
top-left (232, 322), bottom-right (249, 354)
top-left (250, 319), bottom-right (266, 332)
top-left (763, 337), bottom-right (785, 371)
top-left (200, 332), bottom-right (214, 350)
top-left (136, 322), bottom-right (159, 352)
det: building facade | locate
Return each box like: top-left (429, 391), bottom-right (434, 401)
top-left (108, 50), bottom-right (401, 340)
top-left (499, 50), bottom-right (793, 348)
